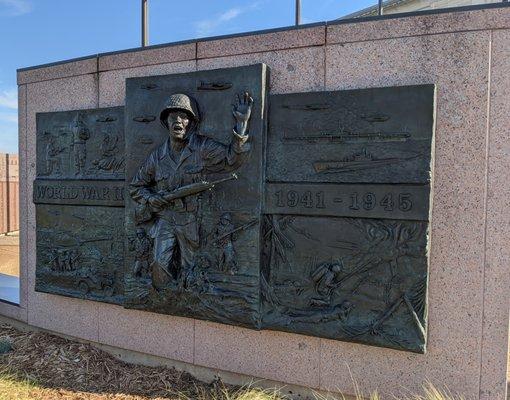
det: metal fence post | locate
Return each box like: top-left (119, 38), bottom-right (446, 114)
top-left (142, 0), bottom-right (149, 47)
top-left (5, 154), bottom-right (10, 233)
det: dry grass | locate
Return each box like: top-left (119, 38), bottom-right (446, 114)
top-left (0, 323), bottom-right (471, 400)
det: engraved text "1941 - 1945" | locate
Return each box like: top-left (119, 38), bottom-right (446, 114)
top-left (265, 183), bottom-right (428, 221)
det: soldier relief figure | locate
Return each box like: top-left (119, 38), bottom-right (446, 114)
top-left (130, 92), bottom-right (253, 290)
top-left (45, 136), bottom-right (64, 175)
top-left (131, 227), bottom-right (152, 278)
top-left (214, 212), bottom-right (238, 275)
top-left (71, 115), bottom-right (90, 176)
top-left (92, 126), bottom-right (124, 173)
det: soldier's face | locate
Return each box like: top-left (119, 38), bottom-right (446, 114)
top-left (167, 111), bottom-right (190, 140)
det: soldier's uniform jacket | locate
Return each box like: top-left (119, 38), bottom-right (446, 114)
top-left (130, 131), bottom-right (250, 244)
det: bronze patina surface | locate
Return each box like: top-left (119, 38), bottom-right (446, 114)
top-left (124, 64), bottom-right (268, 328)
top-left (34, 65), bottom-right (435, 352)
top-left (34, 107), bottom-right (125, 304)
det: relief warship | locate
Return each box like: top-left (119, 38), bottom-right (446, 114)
top-left (313, 148), bottom-right (420, 173)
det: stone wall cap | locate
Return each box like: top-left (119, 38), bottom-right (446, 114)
top-left (16, 2), bottom-right (510, 80)
top-left (327, 1), bottom-right (510, 26)
top-left (327, 2), bottom-right (510, 45)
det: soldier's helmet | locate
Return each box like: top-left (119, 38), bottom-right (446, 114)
top-left (160, 93), bottom-right (199, 129)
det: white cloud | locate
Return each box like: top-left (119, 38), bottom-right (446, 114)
top-left (0, 88), bottom-right (17, 110)
top-left (0, 0), bottom-right (32, 17)
top-left (195, 2), bottom-right (262, 36)
top-left (195, 7), bottom-right (242, 36)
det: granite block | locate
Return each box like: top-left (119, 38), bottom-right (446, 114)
top-left (25, 74), bottom-right (99, 340)
top-left (479, 29), bottom-right (510, 400)
top-left (0, 302), bottom-right (25, 323)
top-left (98, 43), bottom-right (195, 72)
top-left (27, 292), bottom-right (99, 341)
top-left (327, 6), bottom-right (510, 45)
top-left (198, 25), bottom-right (325, 59)
top-left (97, 303), bottom-right (194, 364)
top-left (17, 57), bottom-right (98, 85)
top-left (12, 84), bottom-right (28, 322)
top-left (194, 320), bottom-right (320, 388)
top-left (197, 46), bottom-right (324, 94)
top-left (99, 60), bottom-right (196, 107)
top-left (321, 31), bottom-right (491, 398)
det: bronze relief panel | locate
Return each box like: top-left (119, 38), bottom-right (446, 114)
top-left (123, 64), bottom-right (268, 328)
top-left (262, 85), bottom-right (434, 352)
top-left (34, 107), bottom-right (125, 304)
top-left (32, 66), bottom-right (435, 353)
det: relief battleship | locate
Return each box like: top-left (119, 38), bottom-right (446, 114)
top-left (282, 130), bottom-right (411, 143)
top-left (313, 148), bottom-right (420, 173)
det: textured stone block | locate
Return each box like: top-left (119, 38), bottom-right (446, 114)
top-left (198, 47), bottom-right (324, 94)
top-left (327, 6), bottom-right (510, 45)
top-left (194, 320), bottom-right (320, 388)
top-left (28, 292), bottom-right (99, 341)
top-left (479, 28), bottom-right (510, 400)
top-left (99, 61), bottom-right (196, 107)
top-left (198, 25), bottom-right (325, 59)
top-left (97, 303), bottom-right (194, 363)
top-left (98, 43), bottom-right (195, 72)
top-left (17, 57), bottom-right (98, 85)
top-left (321, 31), bottom-right (491, 398)
top-left (17, 84), bottom-right (28, 320)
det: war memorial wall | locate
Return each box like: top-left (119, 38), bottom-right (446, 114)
top-left (3, 4), bottom-right (510, 399)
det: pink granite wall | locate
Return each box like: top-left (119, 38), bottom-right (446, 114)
top-left (10, 6), bottom-right (510, 399)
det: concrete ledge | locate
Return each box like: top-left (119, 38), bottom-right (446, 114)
top-left (98, 43), bottom-right (196, 72)
top-left (197, 25), bottom-right (325, 59)
top-left (17, 57), bottom-right (97, 85)
top-left (0, 301), bottom-right (26, 323)
top-left (327, 7), bottom-right (510, 45)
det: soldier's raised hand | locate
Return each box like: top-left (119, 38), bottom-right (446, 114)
top-left (232, 92), bottom-right (253, 137)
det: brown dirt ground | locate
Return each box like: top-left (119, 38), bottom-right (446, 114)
top-left (0, 323), bottom-right (248, 400)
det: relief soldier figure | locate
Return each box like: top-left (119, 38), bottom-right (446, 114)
top-left (310, 261), bottom-right (344, 307)
top-left (45, 136), bottom-right (63, 175)
top-left (71, 116), bottom-right (90, 176)
top-left (214, 212), bottom-right (238, 275)
top-left (93, 127), bottom-right (124, 173)
top-left (130, 92), bottom-right (253, 290)
top-left (132, 227), bottom-right (152, 277)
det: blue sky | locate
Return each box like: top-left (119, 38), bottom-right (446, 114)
top-left (0, 0), bottom-right (377, 153)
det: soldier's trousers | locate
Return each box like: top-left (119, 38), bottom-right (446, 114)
top-left (149, 218), bottom-right (198, 290)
